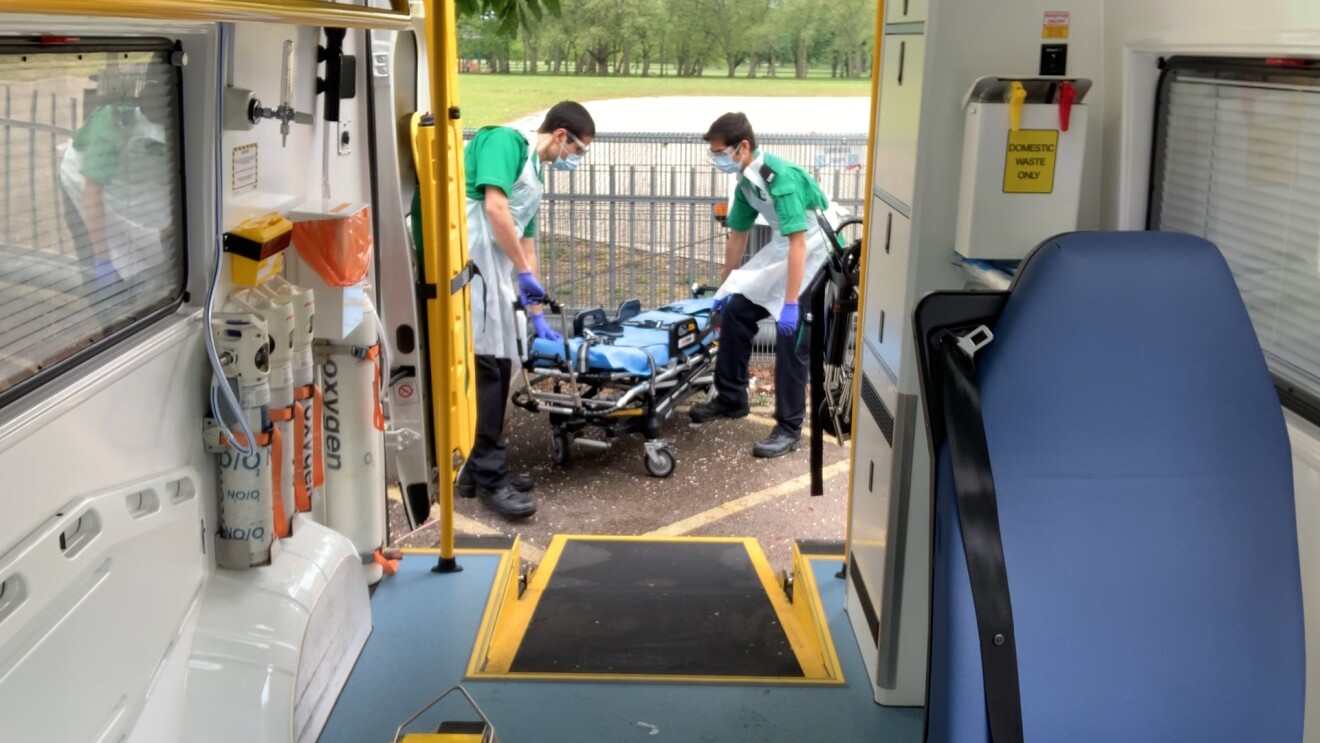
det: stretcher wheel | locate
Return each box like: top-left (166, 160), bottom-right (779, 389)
top-left (643, 447), bottom-right (676, 478)
top-left (552, 431), bottom-right (573, 465)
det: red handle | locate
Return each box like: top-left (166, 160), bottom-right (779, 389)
top-left (1058, 81), bottom-right (1077, 132)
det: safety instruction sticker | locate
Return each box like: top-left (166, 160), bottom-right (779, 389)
top-left (1043, 10), bottom-right (1070, 39)
top-left (232, 143), bottom-right (258, 195)
top-left (1003, 130), bottom-right (1058, 194)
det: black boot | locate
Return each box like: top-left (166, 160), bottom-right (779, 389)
top-left (689, 395), bottom-right (750, 423)
top-left (479, 485), bottom-right (537, 519)
top-left (458, 472), bottom-right (535, 498)
top-left (753, 430), bottom-right (801, 458)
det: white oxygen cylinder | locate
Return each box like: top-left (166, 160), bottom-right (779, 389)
top-left (318, 294), bottom-right (386, 578)
top-left (207, 313), bottom-right (277, 569)
top-left (266, 276), bottom-right (322, 518)
top-left (234, 287), bottom-right (297, 528)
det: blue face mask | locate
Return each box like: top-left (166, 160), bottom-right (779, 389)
top-left (553, 151), bottom-right (581, 172)
top-left (711, 153), bottom-right (741, 174)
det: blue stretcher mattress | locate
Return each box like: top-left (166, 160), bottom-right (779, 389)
top-left (528, 297), bottom-right (716, 376)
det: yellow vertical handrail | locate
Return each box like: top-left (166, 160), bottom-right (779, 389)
top-left (843, 0), bottom-right (889, 569)
top-left (0, 0), bottom-right (411, 29)
top-left (420, 0), bottom-right (475, 571)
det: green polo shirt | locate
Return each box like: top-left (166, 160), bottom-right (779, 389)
top-left (727, 150), bottom-right (829, 236)
top-left (72, 106), bottom-right (132, 185)
top-left (464, 126), bottom-right (539, 238)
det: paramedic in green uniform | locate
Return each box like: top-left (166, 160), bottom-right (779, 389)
top-left (456, 101), bottom-right (595, 519)
top-left (689, 112), bottom-right (840, 458)
top-left (60, 75), bottom-right (174, 289)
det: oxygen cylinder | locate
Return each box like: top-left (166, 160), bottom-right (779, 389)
top-left (316, 293), bottom-right (386, 579)
top-left (233, 287), bottom-right (297, 528)
top-left (205, 313), bottom-right (280, 569)
top-left (259, 277), bottom-right (321, 518)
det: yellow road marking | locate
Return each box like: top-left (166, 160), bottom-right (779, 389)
top-left (450, 512), bottom-right (545, 563)
top-left (399, 510), bottom-right (546, 564)
top-left (644, 460), bottom-right (851, 537)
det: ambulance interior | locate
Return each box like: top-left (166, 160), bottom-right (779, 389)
top-left (0, 0), bottom-right (1318, 741)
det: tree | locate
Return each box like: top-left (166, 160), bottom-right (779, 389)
top-left (821, 0), bottom-right (874, 78)
top-left (456, 0), bottom-right (560, 38)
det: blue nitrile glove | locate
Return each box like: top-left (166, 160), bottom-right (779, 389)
top-left (531, 313), bottom-right (562, 341)
top-left (517, 271), bottom-right (546, 306)
top-left (94, 256), bottom-right (120, 287)
top-left (777, 302), bottom-right (800, 336)
top-left (712, 295), bottom-right (729, 313)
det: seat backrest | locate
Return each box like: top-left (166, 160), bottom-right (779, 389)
top-left (922, 232), bottom-right (1305, 742)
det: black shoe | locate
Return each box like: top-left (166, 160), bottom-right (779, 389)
top-left (458, 472), bottom-right (534, 498)
top-left (689, 396), bottom-right (750, 423)
top-left (479, 485), bottom-right (537, 520)
top-left (753, 430), bottom-right (801, 458)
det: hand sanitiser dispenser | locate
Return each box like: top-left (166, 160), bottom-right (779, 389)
top-left (955, 76), bottom-right (1092, 260)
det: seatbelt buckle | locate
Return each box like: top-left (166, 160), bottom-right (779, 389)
top-left (955, 325), bottom-right (994, 359)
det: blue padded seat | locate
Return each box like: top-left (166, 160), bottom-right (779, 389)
top-left (528, 297), bottom-right (716, 376)
top-left (925, 232), bottom-right (1305, 742)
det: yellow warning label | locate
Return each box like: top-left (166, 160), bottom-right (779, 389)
top-left (1003, 129), bottom-right (1058, 194)
top-left (1043, 10), bottom-right (1070, 39)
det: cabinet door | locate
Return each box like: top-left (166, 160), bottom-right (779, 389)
top-left (871, 34), bottom-right (924, 209)
top-left (862, 198), bottom-right (911, 376)
top-left (886, 0), bottom-right (928, 23)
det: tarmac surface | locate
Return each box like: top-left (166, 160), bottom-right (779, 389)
top-left (387, 395), bottom-right (852, 577)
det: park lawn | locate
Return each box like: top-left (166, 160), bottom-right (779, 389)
top-left (455, 72), bottom-right (872, 127)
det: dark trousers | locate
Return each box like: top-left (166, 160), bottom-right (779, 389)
top-left (714, 294), bottom-right (810, 435)
top-left (460, 354), bottom-right (513, 490)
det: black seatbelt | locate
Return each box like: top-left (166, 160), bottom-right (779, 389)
top-left (808, 270), bottom-right (827, 496)
top-left (934, 327), bottom-right (1024, 743)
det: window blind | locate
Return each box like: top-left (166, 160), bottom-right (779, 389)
top-left (1151, 61), bottom-right (1320, 408)
top-left (0, 42), bottom-right (184, 401)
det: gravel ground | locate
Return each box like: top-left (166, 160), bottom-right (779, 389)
top-left (387, 394), bottom-right (852, 577)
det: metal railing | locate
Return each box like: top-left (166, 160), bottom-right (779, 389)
top-left (0, 84), bottom-right (79, 259)
top-left (534, 132), bottom-right (866, 305)
top-left (500, 130), bottom-right (869, 356)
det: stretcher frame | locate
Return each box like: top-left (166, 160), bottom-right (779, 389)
top-left (511, 289), bottom-right (721, 478)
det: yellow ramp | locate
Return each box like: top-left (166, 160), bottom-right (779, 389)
top-left (467, 536), bottom-right (844, 685)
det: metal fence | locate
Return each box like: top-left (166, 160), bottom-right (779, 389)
top-left (1, 83), bottom-right (81, 259)
top-left (469, 130), bottom-right (869, 356)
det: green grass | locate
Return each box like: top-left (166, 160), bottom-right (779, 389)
top-left (455, 71), bottom-right (871, 127)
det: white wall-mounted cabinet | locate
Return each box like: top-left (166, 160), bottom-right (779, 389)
top-left (872, 34), bottom-right (925, 209)
top-left (886, 0), bottom-right (928, 24)
top-left (862, 197), bottom-right (911, 375)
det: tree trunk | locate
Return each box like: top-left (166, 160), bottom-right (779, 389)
top-left (747, 53), bottom-right (759, 78)
top-left (795, 36), bottom-right (808, 78)
top-left (642, 49), bottom-right (652, 77)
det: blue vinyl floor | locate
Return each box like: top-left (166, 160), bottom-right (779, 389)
top-left (319, 549), bottom-right (924, 743)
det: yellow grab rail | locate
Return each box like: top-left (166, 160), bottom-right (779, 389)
top-left (416, 0), bottom-right (475, 570)
top-left (0, 0), bottom-right (410, 30)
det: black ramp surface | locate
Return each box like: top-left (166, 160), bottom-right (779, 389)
top-left (510, 539), bottom-right (805, 677)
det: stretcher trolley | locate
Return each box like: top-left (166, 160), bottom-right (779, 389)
top-left (511, 287), bottom-right (721, 478)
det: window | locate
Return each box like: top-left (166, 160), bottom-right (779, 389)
top-left (0, 39), bottom-right (186, 405)
top-left (1150, 58), bottom-right (1320, 418)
